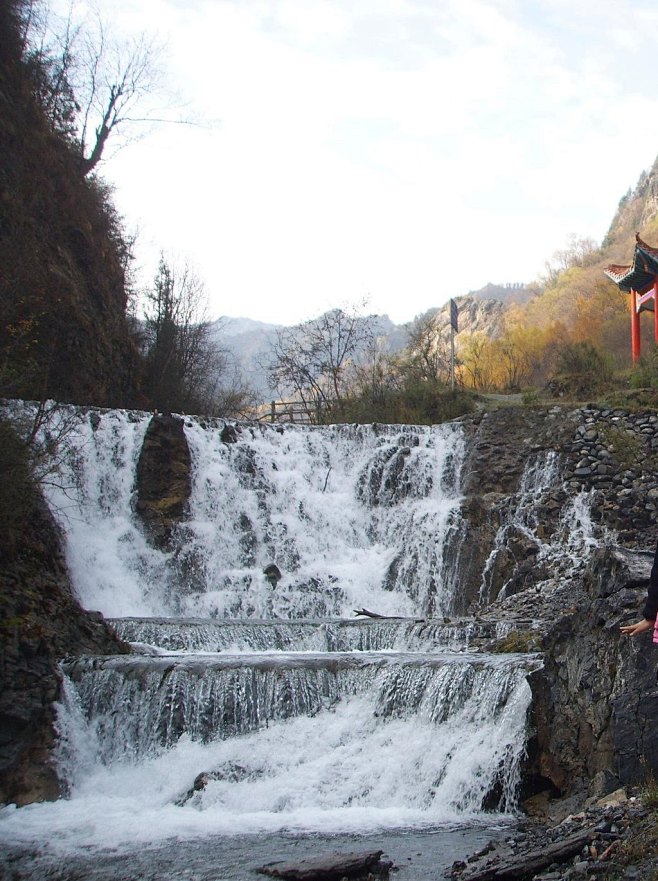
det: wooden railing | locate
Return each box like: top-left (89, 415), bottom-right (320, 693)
top-left (264, 400), bottom-right (312, 423)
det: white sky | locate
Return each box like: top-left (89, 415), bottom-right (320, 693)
top-left (61, 0), bottom-right (658, 325)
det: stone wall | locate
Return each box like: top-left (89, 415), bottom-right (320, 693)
top-left (564, 405), bottom-right (658, 545)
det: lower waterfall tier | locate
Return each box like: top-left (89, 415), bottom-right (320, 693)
top-left (56, 645), bottom-right (538, 829)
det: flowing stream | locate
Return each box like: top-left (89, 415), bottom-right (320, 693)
top-left (0, 408), bottom-right (587, 879)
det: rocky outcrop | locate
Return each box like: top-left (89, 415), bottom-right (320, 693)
top-left (452, 407), bottom-right (579, 611)
top-left (450, 404), bottom-right (658, 796)
top-left (0, 489), bottom-right (128, 806)
top-left (523, 547), bottom-right (658, 797)
top-left (135, 414), bottom-right (192, 549)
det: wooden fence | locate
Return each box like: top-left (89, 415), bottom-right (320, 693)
top-left (262, 400), bottom-right (312, 423)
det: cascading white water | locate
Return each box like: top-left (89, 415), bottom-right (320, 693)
top-left (33, 645), bottom-right (535, 849)
top-left (23, 408), bottom-right (466, 619)
top-left (479, 450), bottom-right (604, 604)
top-left (61, 650), bottom-right (538, 766)
top-left (110, 616), bottom-right (499, 653)
top-left (0, 405), bottom-right (557, 877)
top-left (10, 404), bottom-right (163, 617)
top-left (176, 420), bottom-right (466, 618)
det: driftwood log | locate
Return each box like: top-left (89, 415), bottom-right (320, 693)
top-left (352, 608), bottom-right (425, 622)
top-left (352, 608), bottom-right (387, 618)
top-left (454, 829), bottom-right (593, 881)
top-left (257, 849), bottom-right (392, 880)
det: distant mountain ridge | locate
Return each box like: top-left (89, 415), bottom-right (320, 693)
top-left (211, 312), bottom-right (407, 400)
top-left (468, 281), bottom-right (536, 305)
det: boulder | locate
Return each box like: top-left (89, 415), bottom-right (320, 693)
top-left (134, 414), bottom-right (192, 549)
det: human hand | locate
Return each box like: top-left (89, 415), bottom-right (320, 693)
top-left (620, 619), bottom-right (655, 637)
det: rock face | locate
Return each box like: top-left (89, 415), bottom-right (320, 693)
top-left (0, 491), bottom-right (128, 806)
top-left (450, 407), bottom-right (578, 613)
top-left (135, 414), bottom-right (192, 549)
top-left (523, 546), bottom-right (658, 798)
top-left (452, 404), bottom-right (658, 797)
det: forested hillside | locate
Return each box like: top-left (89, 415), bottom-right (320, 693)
top-left (447, 158), bottom-right (658, 395)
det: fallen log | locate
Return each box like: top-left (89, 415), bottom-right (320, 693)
top-left (256, 848), bottom-right (392, 880)
top-left (353, 608), bottom-right (387, 618)
top-left (454, 829), bottom-right (593, 881)
top-left (352, 608), bottom-right (425, 622)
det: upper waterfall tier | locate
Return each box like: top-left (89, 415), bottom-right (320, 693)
top-left (27, 407), bottom-right (467, 620)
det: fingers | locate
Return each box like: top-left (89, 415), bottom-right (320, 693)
top-left (620, 619), bottom-right (654, 637)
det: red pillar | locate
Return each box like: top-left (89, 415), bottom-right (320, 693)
top-left (631, 288), bottom-right (641, 363)
top-left (654, 279), bottom-right (658, 344)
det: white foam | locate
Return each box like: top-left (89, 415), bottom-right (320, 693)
top-left (28, 411), bottom-right (465, 619)
top-left (0, 667), bottom-right (531, 854)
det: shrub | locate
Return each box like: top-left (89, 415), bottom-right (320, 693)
top-left (547, 341), bottom-right (613, 398)
top-left (333, 381), bottom-right (477, 425)
top-left (630, 346), bottom-right (658, 390)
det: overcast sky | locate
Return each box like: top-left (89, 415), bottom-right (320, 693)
top-left (55, 0), bottom-right (658, 326)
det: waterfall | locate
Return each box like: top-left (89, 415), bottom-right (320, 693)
top-left (23, 409), bottom-right (467, 618)
top-left (0, 404), bottom-right (575, 871)
top-left (61, 649), bottom-right (538, 766)
top-left (479, 451), bottom-right (603, 604)
top-left (110, 617), bottom-right (500, 653)
top-left (48, 643), bottom-right (536, 837)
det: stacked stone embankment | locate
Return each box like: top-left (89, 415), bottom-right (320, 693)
top-left (563, 406), bottom-right (658, 545)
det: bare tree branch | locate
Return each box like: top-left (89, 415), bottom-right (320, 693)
top-left (267, 307), bottom-right (375, 423)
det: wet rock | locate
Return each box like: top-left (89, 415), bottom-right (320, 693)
top-left (264, 563), bottom-right (282, 586)
top-left (221, 423), bottom-right (239, 444)
top-left (0, 492), bottom-right (128, 807)
top-left (134, 414), bottom-right (192, 549)
top-left (257, 849), bottom-right (393, 880)
top-left (452, 795), bottom-right (657, 881)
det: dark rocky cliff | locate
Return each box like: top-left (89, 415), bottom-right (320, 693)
top-left (0, 488), bottom-right (128, 805)
top-left (0, 1), bottom-right (141, 407)
top-left (454, 405), bottom-right (658, 801)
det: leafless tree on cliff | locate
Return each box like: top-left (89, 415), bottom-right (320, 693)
top-left (24, 0), bottom-right (193, 174)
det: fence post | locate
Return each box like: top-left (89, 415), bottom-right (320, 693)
top-left (270, 401), bottom-right (276, 423)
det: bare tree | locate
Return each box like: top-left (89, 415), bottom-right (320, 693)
top-left (267, 307), bottom-right (375, 423)
top-left (76, 21), bottom-right (164, 174)
top-left (24, 1), bottom-right (187, 175)
top-left (541, 235), bottom-right (601, 288)
top-left (404, 310), bottom-right (451, 383)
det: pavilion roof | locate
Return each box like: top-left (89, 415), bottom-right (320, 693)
top-left (604, 234), bottom-right (658, 297)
